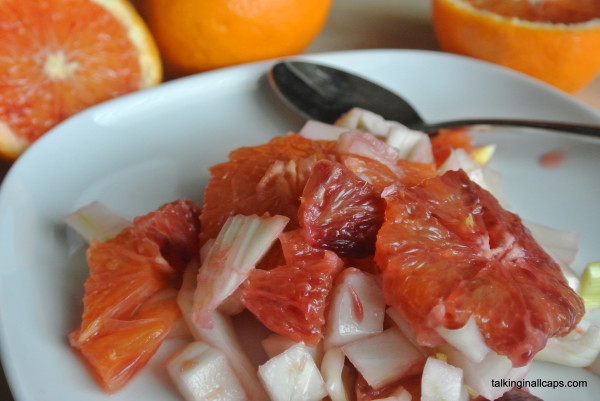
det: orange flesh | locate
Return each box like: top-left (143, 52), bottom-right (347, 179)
top-left (433, 0), bottom-right (600, 93)
top-left (200, 134), bottom-right (337, 243)
top-left (375, 170), bottom-right (584, 366)
top-left (463, 0), bottom-right (600, 23)
top-left (70, 199), bottom-right (201, 392)
top-left (0, 0), bottom-right (143, 143)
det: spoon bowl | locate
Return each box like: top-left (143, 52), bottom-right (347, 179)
top-left (268, 60), bottom-right (600, 138)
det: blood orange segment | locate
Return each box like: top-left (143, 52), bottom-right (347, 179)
top-left (70, 199), bottom-right (201, 392)
top-left (341, 155), bottom-right (398, 193)
top-left (241, 250), bottom-right (343, 345)
top-left (0, 0), bottom-right (161, 160)
top-left (337, 131), bottom-right (437, 192)
top-left (76, 239), bottom-right (171, 343)
top-left (255, 242), bottom-right (288, 271)
top-left (200, 134), bottom-right (337, 243)
top-left (72, 318), bottom-right (173, 392)
top-left (134, 289), bottom-right (182, 322)
top-left (128, 199), bottom-right (203, 274)
top-left (299, 160), bottom-right (385, 258)
top-left (71, 295), bottom-right (180, 392)
top-left (279, 228), bottom-right (326, 266)
top-left (343, 155), bottom-right (437, 192)
top-left (375, 170), bottom-right (584, 366)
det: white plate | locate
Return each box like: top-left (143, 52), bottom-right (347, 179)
top-left (1, 49), bottom-right (599, 400)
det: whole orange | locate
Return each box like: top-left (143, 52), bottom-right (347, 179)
top-left (134, 0), bottom-right (333, 78)
top-left (432, 0), bottom-right (600, 93)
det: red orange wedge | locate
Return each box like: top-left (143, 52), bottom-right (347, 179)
top-left (70, 199), bottom-right (200, 392)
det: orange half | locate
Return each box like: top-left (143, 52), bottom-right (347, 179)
top-left (432, 0), bottom-right (600, 92)
top-left (0, 0), bottom-right (162, 160)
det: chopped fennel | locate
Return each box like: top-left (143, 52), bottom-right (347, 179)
top-left (440, 344), bottom-right (530, 400)
top-left (324, 268), bottom-right (386, 349)
top-left (63, 201), bottom-right (130, 242)
top-left (177, 259), bottom-right (268, 401)
top-left (192, 214), bottom-right (289, 328)
top-left (436, 317), bottom-right (490, 364)
top-left (342, 327), bottom-right (425, 389)
top-left (421, 357), bottom-right (468, 401)
top-left (261, 334), bottom-right (323, 364)
top-left (385, 307), bottom-right (422, 350)
top-left (258, 343), bottom-right (327, 401)
top-left (299, 120), bottom-right (349, 141)
top-left (302, 108), bottom-right (436, 164)
top-left (335, 107), bottom-right (400, 137)
top-left (321, 347), bottom-right (353, 401)
top-left (534, 316), bottom-right (600, 367)
top-left (386, 127), bottom-right (434, 163)
top-left (165, 341), bottom-right (247, 401)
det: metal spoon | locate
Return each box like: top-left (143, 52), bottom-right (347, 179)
top-left (268, 60), bottom-right (600, 138)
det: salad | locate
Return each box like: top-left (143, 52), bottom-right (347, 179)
top-left (65, 108), bottom-right (600, 401)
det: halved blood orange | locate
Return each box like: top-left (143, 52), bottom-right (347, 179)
top-left (70, 199), bottom-right (201, 392)
top-left (375, 170), bottom-right (584, 367)
top-left (200, 134), bottom-right (337, 243)
top-left (432, 0), bottom-right (600, 92)
top-left (0, 0), bottom-right (161, 160)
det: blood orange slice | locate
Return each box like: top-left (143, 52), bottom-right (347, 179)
top-left (200, 134), bottom-right (337, 243)
top-left (375, 170), bottom-right (584, 366)
top-left (0, 0), bottom-right (161, 160)
top-left (70, 199), bottom-right (201, 392)
top-left (241, 249), bottom-right (343, 345)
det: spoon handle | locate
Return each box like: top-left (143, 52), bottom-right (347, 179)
top-left (409, 119), bottom-right (600, 138)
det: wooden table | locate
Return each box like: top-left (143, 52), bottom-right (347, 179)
top-left (1, 0), bottom-right (599, 399)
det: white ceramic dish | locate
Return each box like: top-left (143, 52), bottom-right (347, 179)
top-left (1, 49), bottom-right (599, 401)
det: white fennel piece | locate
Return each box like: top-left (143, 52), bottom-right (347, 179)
top-left (258, 343), bottom-right (327, 401)
top-left (165, 341), bottom-right (247, 401)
